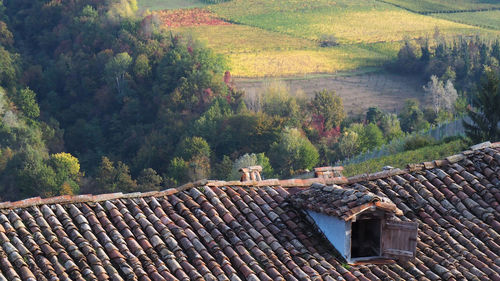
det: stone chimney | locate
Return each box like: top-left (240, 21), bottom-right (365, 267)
top-left (239, 166), bottom-right (263, 181)
top-left (314, 166), bottom-right (343, 178)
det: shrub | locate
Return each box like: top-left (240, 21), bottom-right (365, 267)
top-left (319, 34), bottom-right (339, 47)
top-left (404, 135), bottom-right (435, 151)
top-left (269, 128), bottom-right (319, 177)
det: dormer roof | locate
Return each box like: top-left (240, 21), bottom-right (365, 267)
top-left (288, 183), bottom-right (402, 220)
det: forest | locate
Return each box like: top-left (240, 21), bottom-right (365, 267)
top-left (0, 0), bottom-right (498, 200)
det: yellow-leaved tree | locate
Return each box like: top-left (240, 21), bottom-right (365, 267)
top-left (106, 0), bottom-right (138, 22)
top-left (49, 152), bottom-right (81, 196)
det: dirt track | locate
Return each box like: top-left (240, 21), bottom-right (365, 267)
top-left (234, 72), bottom-right (430, 116)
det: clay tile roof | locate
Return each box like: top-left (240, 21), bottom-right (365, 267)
top-left (0, 142), bottom-right (498, 280)
top-left (288, 183), bottom-right (401, 220)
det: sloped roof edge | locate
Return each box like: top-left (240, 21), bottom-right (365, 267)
top-left (2, 141), bottom-right (498, 210)
top-left (0, 177), bottom-right (348, 210)
top-left (347, 141), bottom-right (500, 184)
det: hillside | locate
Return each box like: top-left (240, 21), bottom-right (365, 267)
top-left (0, 0), bottom-right (499, 201)
top-left (156, 0), bottom-right (500, 77)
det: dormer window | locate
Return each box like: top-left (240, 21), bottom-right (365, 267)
top-left (289, 183), bottom-right (418, 264)
top-left (351, 218), bottom-right (380, 258)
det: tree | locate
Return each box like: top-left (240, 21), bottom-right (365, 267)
top-left (192, 98), bottom-right (232, 143)
top-left (379, 113), bottom-right (403, 141)
top-left (11, 147), bottom-right (56, 198)
top-left (0, 46), bottom-right (17, 88)
top-left (49, 152), bottom-right (81, 195)
top-left (309, 90), bottom-right (345, 130)
top-left (260, 81), bottom-right (302, 127)
top-left (213, 155), bottom-right (233, 180)
top-left (268, 128), bottom-right (319, 177)
top-left (106, 0), bottom-right (138, 22)
top-left (137, 168), bottom-right (163, 191)
top-left (0, 21), bottom-right (13, 46)
top-left (423, 75), bottom-right (458, 115)
top-left (156, 40), bottom-right (227, 112)
top-left (133, 54), bottom-right (151, 79)
top-left (345, 123), bottom-right (384, 151)
top-left (464, 70), bottom-right (500, 143)
top-left (16, 87), bottom-right (40, 119)
top-left (366, 107), bottom-right (384, 124)
top-left (338, 131), bottom-right (360, 159)
top-left (95, 156), bottom-right (137, 193)
top-left (176, 136), bottom-right (211, 161)
top-left (398, 99), bottom-right (430, 133)
top-left (443, 80), bottom-right (458, 111)
top-left (176, 136), bottom-right (211, 182)
top-left (363, 123), bottom-right (385, 150)
top-left (105, 52), bottom-right (132, 97)
top-left (229, 153), bottom-right (274, 180)
top-left (167, 157), bottom-right (188, 185)
top-left (396, 40), bottom-right (419, 73)
top-left (50, 152), bottom-right (80, 177)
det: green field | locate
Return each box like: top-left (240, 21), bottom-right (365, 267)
top-left (209, 0), bottom-right (480, 44)
top-left (432, 10), bottom-right (500, 30)
top-left (157, 0), bottom-right (500, 77)
top-left (174, 25), bottom-right (402, 76)
top-left (379, 0), bottom-right (500, 13)
top-left (138, 0), bottom-right (206, 11)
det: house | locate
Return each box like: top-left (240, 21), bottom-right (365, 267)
top-left (0, 142), bottom-right (498, 280)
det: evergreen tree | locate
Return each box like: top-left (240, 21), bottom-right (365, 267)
top-left (464, 70), bottom-right (500, 143)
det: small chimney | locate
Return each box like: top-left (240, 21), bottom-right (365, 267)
top-left (314, 166), bottom-right (343, 178)
top-left (239, 166), bottom-right (262, 181)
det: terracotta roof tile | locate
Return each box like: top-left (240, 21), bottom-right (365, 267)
top-left (288, 183), bottom-right (401, 220)
top-left (0, 143), bottom-right (498, 279)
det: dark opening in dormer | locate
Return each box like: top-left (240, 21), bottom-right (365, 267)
top-left (289, 183), bottom-right (418, 264)
top-left (351, 219), bottom-right (381, 258)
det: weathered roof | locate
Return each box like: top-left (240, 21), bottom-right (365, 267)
top-left (288, 183), bottom-right (402, 220)
top-left (0, 142), bottom-right (498, 280)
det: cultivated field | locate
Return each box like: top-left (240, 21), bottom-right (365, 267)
top-left (138, 0), bottom-right (205, 11)
top-left (177, 24), bottom-right (401, 76)
top-left (380, 0), bottom-right (500, 13)
top-left (432, 10), bottom-right (500, 30)
top-left (234, 72), bottom-right (429, 115)
top-left (157, 0), bottom-right (499, 77)
top-left (209, 0), bottom-right (481, 44)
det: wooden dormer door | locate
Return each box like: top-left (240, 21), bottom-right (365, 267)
top-left (381, 219), bottom-right (418, 259)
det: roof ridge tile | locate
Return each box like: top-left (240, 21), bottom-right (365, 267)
top-left (2, 142), bottom-right (499, 210)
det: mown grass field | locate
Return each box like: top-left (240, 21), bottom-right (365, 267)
top-left (175, 25), bottom-right (315, 53)
top-left (431, 10), bottom-right (500, 30)
top-left (175, 25), bottom-right (402, 76)
top-left (379, 0), bottom-right (500, 13)
top-left (158, 0), bottom-right (500, 77)
top-left (226, 46), bottom-right (393, 77)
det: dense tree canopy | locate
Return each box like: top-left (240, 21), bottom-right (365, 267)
top-left (1, 0), bottom-right (498, 201)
